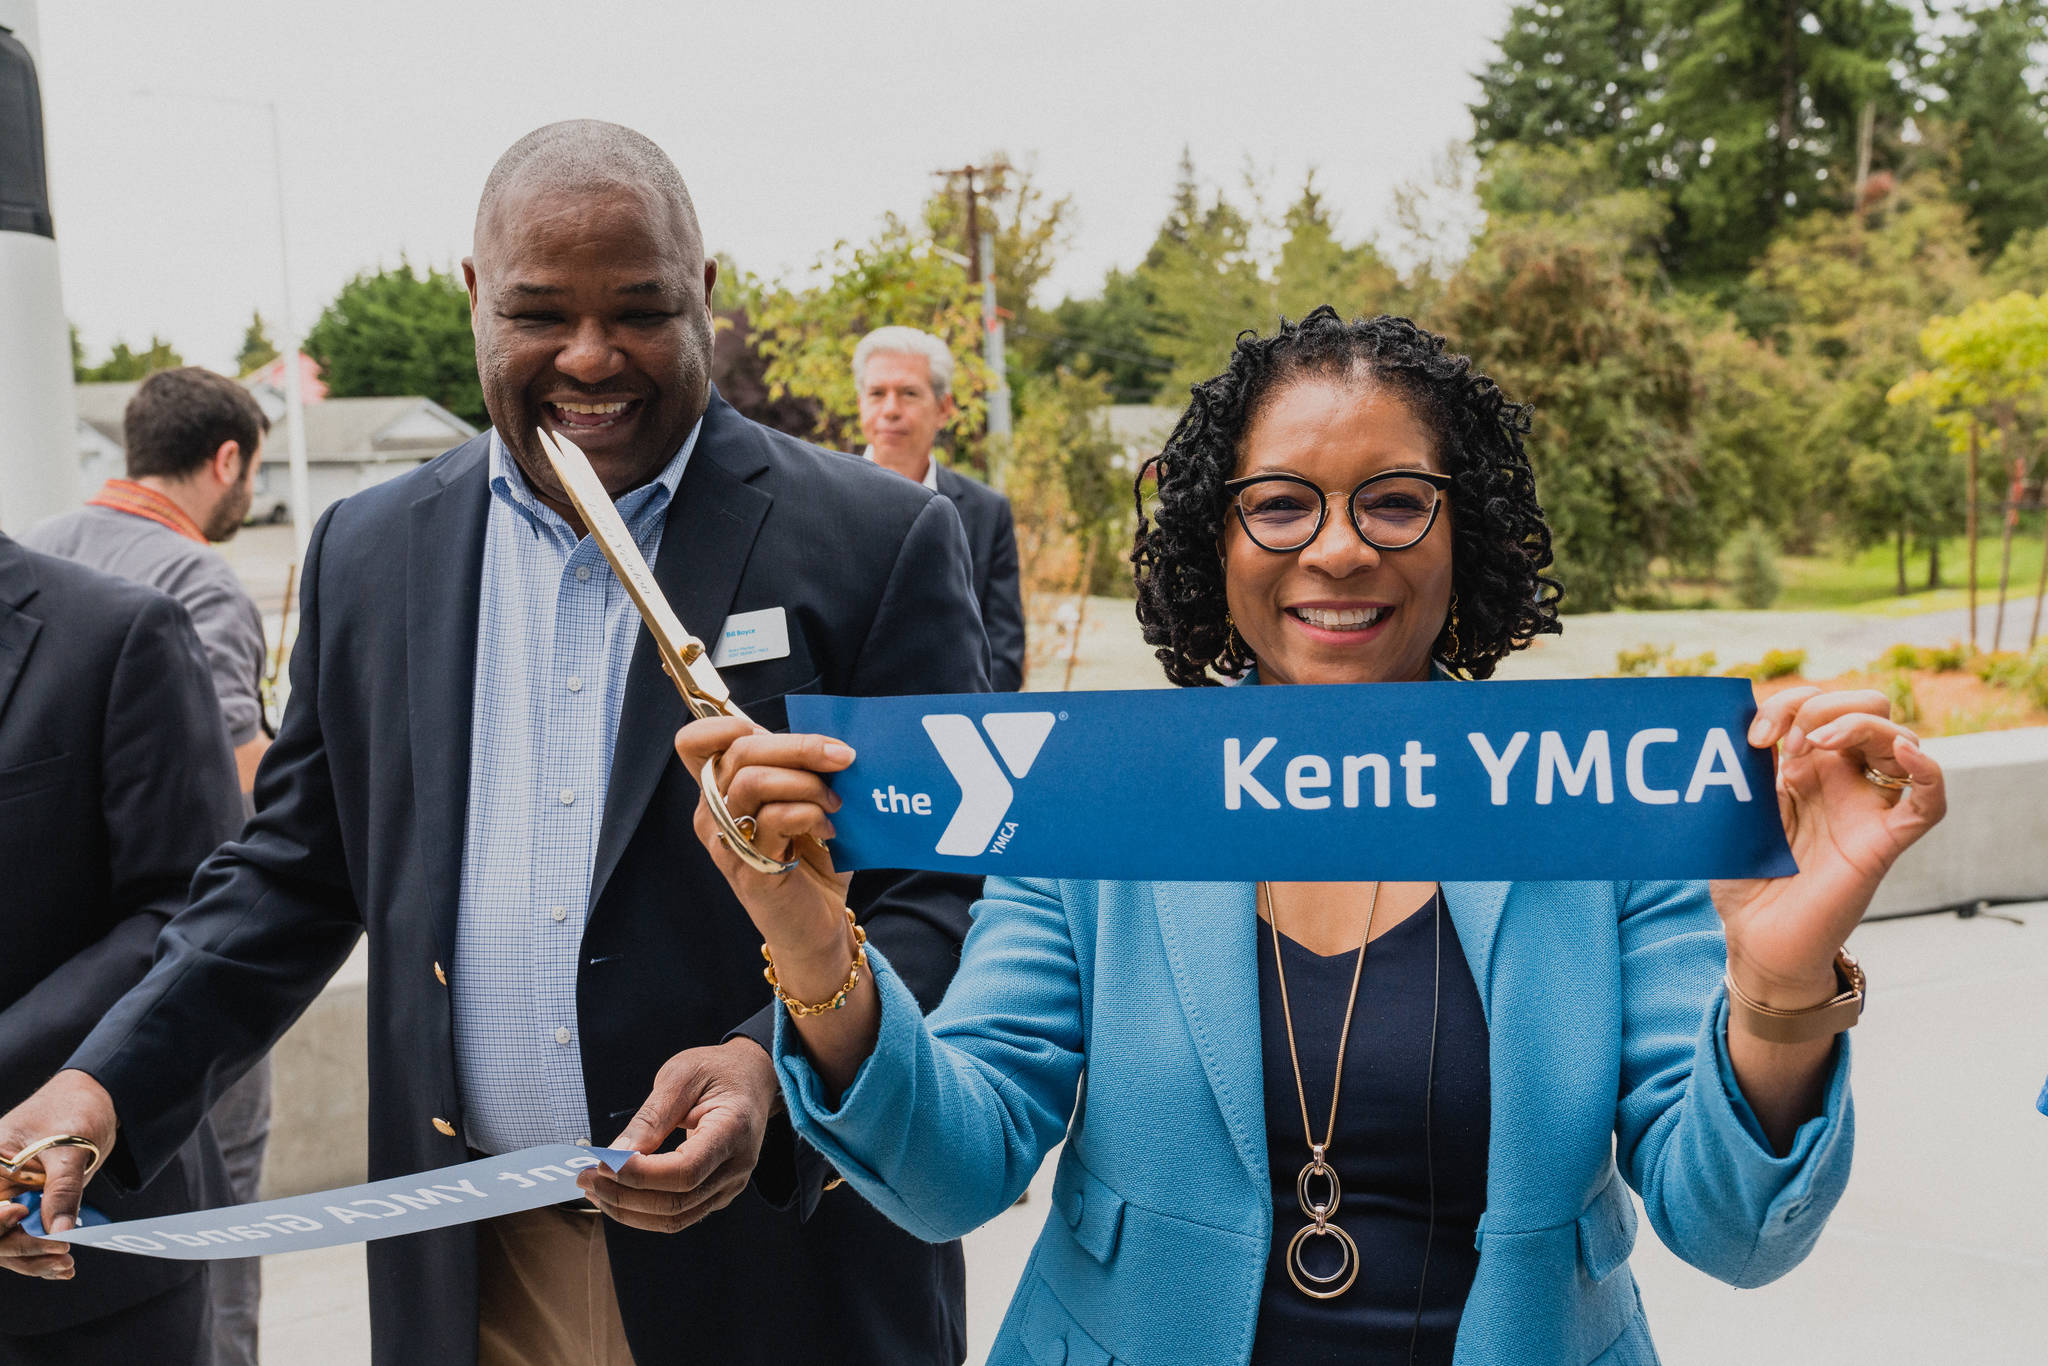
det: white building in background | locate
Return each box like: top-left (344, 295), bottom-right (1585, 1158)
top-left (73, 379), bottom-right (477, 524)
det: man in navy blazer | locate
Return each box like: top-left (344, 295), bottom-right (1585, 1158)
top-left (855, 326), bottom-right (1026, 690)
top-left (0, 123), bottom-right (986, 1365)
top-left (0, 531), bottom-right (237, 1363)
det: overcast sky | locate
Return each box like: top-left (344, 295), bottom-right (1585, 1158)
top-left (35, 0), bottom-right (1510, 374)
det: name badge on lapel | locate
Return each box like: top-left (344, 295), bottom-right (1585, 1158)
top-left (710, 607), bottom-right (792, 668)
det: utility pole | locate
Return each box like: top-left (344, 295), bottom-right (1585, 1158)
top-left (933, 162), bottom-right (1013, 488)
top-left (136, 86), bottom-right (313, 563)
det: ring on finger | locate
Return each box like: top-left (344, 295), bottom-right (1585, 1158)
top-left (1862, 764), bottom-right (1912, 792)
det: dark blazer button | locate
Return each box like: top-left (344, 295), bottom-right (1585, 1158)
top-left (432, 1117), bottom-right (457, 1137)
top-left (433, 961), bottom-right (448, 985)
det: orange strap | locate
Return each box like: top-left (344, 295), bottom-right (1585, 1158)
top-left (86, 479), bottom-right (207, 545)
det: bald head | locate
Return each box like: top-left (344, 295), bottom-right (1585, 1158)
top-left (462, 119), bottom-right (719, 528)
top-left (476, 119), bottom-right (701, 255)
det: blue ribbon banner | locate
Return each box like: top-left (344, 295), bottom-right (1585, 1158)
top-left (41, 1145), bottom-right (634, 1260)
top-left (787, 679), bottom-right (1797, 882)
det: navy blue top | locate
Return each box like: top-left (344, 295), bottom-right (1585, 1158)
top-left (1251, 891), bottom-right (1491, 1365)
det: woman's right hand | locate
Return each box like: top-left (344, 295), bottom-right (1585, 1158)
top-left (677, 716), bottom-right (883, 1091)
top-left (675, 716), bottom-right (857, 967)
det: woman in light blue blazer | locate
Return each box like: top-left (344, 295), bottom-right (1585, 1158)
top-left (660, 309), bottom-right (1947, 1364)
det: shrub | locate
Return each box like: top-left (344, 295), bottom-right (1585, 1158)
top-left (1926, 641), bottom-right (1969, 672)
top-left (1874, 642), bottom-right (1968, 673)
top-left (1664, 651), bottom-right (1718, 677)
top-left (1615, 643), bottom-right (1670, 676)
top-left (1729, 522), bottom-right (1781, 610)
top-left (1726, 648), bottom-right (1807, 680)
top-left (1880, 670), bottom-right (1921, 725)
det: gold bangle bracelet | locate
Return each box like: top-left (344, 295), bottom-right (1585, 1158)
top-left (762, 908), bottom-right (869, 1017)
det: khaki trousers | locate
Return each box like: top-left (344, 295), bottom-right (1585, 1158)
top-left (476, 1205), bottom-right (635, 1366)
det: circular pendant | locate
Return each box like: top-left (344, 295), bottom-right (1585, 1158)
top-left (1285, 1220), bottom-right (1360, 1299)
top-left (1296, 1157), bottom-right (1342, 1221)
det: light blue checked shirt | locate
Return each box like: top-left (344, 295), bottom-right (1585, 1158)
top-left (452, 423), bottom-right (698, 1153)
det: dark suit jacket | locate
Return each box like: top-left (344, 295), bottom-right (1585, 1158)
top-left (70, 394), bottom-right (990, 1366)
top-left (0, 533), bottom-right (236, 1337)
top-left (934, 463), bottom-right (1025, 691)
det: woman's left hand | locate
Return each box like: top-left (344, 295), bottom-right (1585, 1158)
top-left (1712, 686), bottom-right (1947, 1007)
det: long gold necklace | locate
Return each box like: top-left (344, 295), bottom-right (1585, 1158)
top-left (1261, 879), bottom-right (1380, 1299)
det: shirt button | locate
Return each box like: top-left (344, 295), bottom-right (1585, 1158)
top-left (566, 676), bottom-right (583, 693)
top-left (559, 788), bottom-right (575, 806)
top-left (551, 905), bottom-right (567, 922)
top-left (576, 1137), bottom-right (592, 1149)
top-left (554, 1026), bottom-right (572, 1045)
top-left (575, 565), bottom-right (592, 582)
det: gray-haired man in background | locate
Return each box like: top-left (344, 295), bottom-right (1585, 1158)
top-left (855, 326), bottom-right (1025, 690)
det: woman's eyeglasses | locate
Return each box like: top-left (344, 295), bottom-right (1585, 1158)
top-left (1222, 470), bottom-right (1452, 553)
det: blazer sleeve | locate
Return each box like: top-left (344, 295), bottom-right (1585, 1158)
top-left (980, 494), bottom-right (1026, 693)
top-left (0, 594), bottom-right (241, 1090)
top-left (729, 492), bottom-right (992, 1211)
top-left (1612, 879), bottom-right (1853, 1288)
top-left (775, 875), bottom-right (1086, 1242)
top-left (66, 506), bottom-right (367, 1189)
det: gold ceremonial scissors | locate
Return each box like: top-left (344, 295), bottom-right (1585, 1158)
top-left (0, 1135), bottom-right (106, 1190)
top-left (534, 427), bottom-right (835, 883)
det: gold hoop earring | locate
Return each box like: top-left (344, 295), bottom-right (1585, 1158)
top-left (1222, 609), bottom-right (1256, 665)
top-left (1443, 593), bottom-right (1462, 661)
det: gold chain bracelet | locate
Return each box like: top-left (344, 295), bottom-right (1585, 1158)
top-left (761, 908), bottom-right (869, 1017)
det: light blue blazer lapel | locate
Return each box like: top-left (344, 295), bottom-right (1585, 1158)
top-left (1440, 881), bottom-right (1509, 1025)
top-left (1149, 880), bottom-right (1268, 1187)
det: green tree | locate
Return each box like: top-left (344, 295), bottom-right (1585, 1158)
top-left (1270, 173), bottom-right (1400, 323)
top-left (1136, 155), bottom-right (1266, 396)
top-left (747, 227), bottom-right (989, 462)
top-left (1470, 0), bottom-right (1656, 161)
top-left (1891, 290), bottom-right (2048, 638)
top-left (1744, 174), bottom-right (1984, 575)
top-left (302, 262), bottom-right (485, 425)
top-left (1435, 177), bottom-right (1705, 609)
top-left (1650, 0), bottom-right (1920, 289)
top-left (236, 310), bottom-right (280, 377)
top-left (1988, 226), bottom-right (2048, 296)
top-left (68, 324), bottom-right (84, 382)
top-left (1030, 272), bottom-right (1174, 405)
top-left (1923, 2), bottom-right (2048, 259)
top-left (77, 334), bottom-right (185, 382)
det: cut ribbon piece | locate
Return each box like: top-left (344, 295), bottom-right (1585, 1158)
top-left (44, 1144), bottom-right (637, 1260)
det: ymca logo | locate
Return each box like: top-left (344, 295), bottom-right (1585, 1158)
top-left (920, 712), bottom-right (1057, 856)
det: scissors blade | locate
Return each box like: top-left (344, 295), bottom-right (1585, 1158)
top-left (532, 426), bottom-right (736, 718)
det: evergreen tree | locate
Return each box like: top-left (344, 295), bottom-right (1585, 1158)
top-left (302, 262), bottom-right (484, 425)
top-left (1651, 0), bottom-right (1920, 289)
top-left (1470, 0), bottom-right (1656, 162)
top-left (1925, 1), bottom-right (2048, 259)
top-left (1270, 173), bottom-right (1400, 323)
top-left (1033, 273), bottom-right (1173, 406)
top-left (236, 310), bottom-right (280, 377)
top-left (77, 335), bottom-right (184, 382)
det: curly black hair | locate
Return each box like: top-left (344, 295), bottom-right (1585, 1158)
top-left (1131, 307), bottom-right (1562, 685)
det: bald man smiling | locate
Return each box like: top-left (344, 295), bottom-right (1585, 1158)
top-left (0, 122), bottom-right (988, 1366)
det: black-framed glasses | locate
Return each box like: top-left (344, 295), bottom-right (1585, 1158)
top-left (1223, 470), bottom-right (1452, 553)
